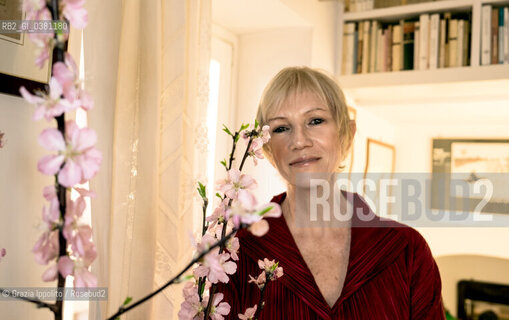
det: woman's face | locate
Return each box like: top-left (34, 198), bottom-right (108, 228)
top-left (266, 91), bottom-right (342, 187)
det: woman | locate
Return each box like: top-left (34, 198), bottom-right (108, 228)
top-left (218, 67), bottom-right (445, 319)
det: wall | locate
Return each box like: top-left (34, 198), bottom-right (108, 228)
top-left (0, 93), bottom-right (56, 319)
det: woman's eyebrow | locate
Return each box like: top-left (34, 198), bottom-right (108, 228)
top-left (268, 107), bottom-right (328, 122)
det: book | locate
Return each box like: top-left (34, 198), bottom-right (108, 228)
top-left (385, 25), bottom-right (393, 71)
top-left (419, 14), bottom-right (430, 70)
top-left (414, 21), bottom-right (420, 69)
top-left (499, 7), bottom-right (504, 64)
top-left (457, 20), bottom-right (465, 67)
top-left (429, 13), bottom-right (440, 69)
top-left (357, 21), bottom-right (364, 73)
top-left (505, 7), bottom-right (509, 64)
top-left (463, 20), bottom-right (470, 66)
top-left (353, 26), bottom-right (358, 73)
top-left (448, 19), bottom-right (458, 68)
top-left (443, 12), bottom-right (451, 67)
top-left (342, 23), bottom-right (356, 75)
top-left (392, 24), bottom-right (403, 71)
top-left (439, 19), bottom-right (446, 68)
top-left (492, 7), bottom-right (499, 64)
top-left (481, 5), bottom-right (492, 65)
top-left (376, 27), bottom-right (384, 72)
top-left (370, 21), bottom-right (379, 73)
top-left (362, 21), bottom-right (371, 73)
top-left (403, 21), bottom-right (415, 70)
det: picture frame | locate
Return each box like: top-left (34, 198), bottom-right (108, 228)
top-left (363, 138), bottom-right (396, 215)
top-left (431, 138), bottom-right (509, 214)
top-left (0, 0), bottom-right (52, 97)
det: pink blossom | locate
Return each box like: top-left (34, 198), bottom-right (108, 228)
top-left (0, 131), bottom-right (4, 148)
top-left (33, 230), bottom-right (59, 265)
top-left (226, 237), bottom-right (239, 261)
top-left (248, 271), bottom-right (266, 289)
top-left (217, 169), bottom-right (257, 200)
top-left (209, 293), bottom-right (231, 320)
top-left (238, 305), bottom-right (257, 320)
top-left (74, 263), bottom-right (97, 287)
top-left (206, 199), bottom-right (228, 229)
top-left (23, 0), bottom-right (47, 19)
top-left (53, 53), bottom-right (94, 111)
top-left (0, 248), bottom-right (6, 262)
top-left (42, 263), bottom-right (58, 282)
top-left (42, 186), bottom-right (60, 224)
top-left (20, 78), bottom-right (74, 121)
top-left (193, 250), bottom-right (236, 284)
top-left (58, 256), bottom-right (74, 277)
top-left (260, 125), bottom-right (270, 143)
top-left (258, 258), bottom-right (283, 281)
top-left (62, 0), bottom-right (88, 29)
top-left (58, 256), bottom-right (97, 287)
top-left (227, 190), bottom-right (281, 236)
top-left (178, 283), bottom-right (205, 320)
top-left (25, 7), bottom-right (53, 68)
top-left (37, 121), bottom-right (102, 187)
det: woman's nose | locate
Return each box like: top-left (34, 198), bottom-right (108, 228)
top-left (290, 126), bottom-right (312, 150)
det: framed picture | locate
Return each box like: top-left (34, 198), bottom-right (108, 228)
top-left (343, 106), bottom-right (357, 176)
top-left (431, 139), bottom-right (509, 214)
top-left (0, 0), bottom-right (52, 97)
top-left (363, 138), bottom-right (396, 215)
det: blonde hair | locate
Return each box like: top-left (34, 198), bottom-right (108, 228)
top-left (256, 66), bottom-right (354, 169)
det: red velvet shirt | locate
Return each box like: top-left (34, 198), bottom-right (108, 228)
top-left (217, 192), bottom-right (446, 319)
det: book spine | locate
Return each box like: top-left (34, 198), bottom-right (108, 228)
top-left (419, 14), bottom-right (430, 70)
top-left (403, 21), bottom-right (415, 70)
top-left (448, 19), bottom-right (458, 68)
top-left (439, 19), bottom-right (446, 68)
top-left (463, 20), bottom-right (470, 66)
top-left (386, 25), bottom-right (393, 71)
top-left (362, 21), bottom-right (371, 73)
top-left (392, 24), bottom-right (402, 71)
top-left (414, 22), bottom-right (420, 69)
top-left (505, 7), bottom-right (509, 64)
top-left (492, 7), bottom-right (499, 64)
top-left (376, 28), bottom-right (384, 72)
top-left (353, 26), bottom-right (358, 73)
top-left (499, 7), bottom-right (504, 64)
top-left (457, 20), bottom-right (465, 67)
top-left (343, 23), bottom-right (356, 75)
top-left (429, 13), bottom-right (440, 69)
top-left (481, 5), bottom-right (492, 65)
top-left (370, 21), bottom-right (379, 73)
top-left (357, 21), bottom-right (364, 73)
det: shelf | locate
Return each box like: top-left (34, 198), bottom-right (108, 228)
top-left (337, 64), bottom-right (509, 88)
top-left (480, 0), bottom-right (509, 5)
top-left (343, 0), bottom-right (474, 22)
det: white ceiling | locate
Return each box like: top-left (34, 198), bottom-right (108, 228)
top-left (212, 0), bottom-right (311, 34)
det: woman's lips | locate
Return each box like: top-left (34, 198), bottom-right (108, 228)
top-left (289, 157), bottom-right (321, 167)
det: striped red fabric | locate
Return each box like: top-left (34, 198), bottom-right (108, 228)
top-left (216, 192), bottom-right (445, 320)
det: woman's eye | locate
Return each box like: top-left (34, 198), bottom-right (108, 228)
top-left (309, 118), bottom-right (324, 125)
top-left (272, 126), bottom-right (288, 133)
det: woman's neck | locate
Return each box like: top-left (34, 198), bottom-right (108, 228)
top-left (284, 176), bottom-right (351, 235)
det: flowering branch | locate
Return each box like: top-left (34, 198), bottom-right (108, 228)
top-left (105, 227), bottom-right (240, 320)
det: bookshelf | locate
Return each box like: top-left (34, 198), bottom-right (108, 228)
top-left (336, 0), bottom-right (509, 89)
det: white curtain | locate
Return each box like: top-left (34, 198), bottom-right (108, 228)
top-left (85, 0), bottom-right (211, 319)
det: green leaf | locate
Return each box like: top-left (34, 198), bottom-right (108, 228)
top-left (220, 160), bottom-right (227, 169)
top-left (239, 123), bottom-right (249, 131)
top-left (222, 125), bottom-right (233, 136)
top-left (216, 193), bottom-right (223, 199)
top-left (256, 206), bottom-right (273, 216)
top-left (197, 182), bottom-right (207, 199)
top-left (234, 133), bottom-right (240, 143)
top-left (122, 296), bottom-right (133, 306)
top-left (254, 119), bottom-right (259, 129)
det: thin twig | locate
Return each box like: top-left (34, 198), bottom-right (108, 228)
top-left (0, 288), bottom-right (57, 312)
top-left (105, 227), bottom-right (240, 320)
top-left (254, 276), bottom-right (268, 319)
